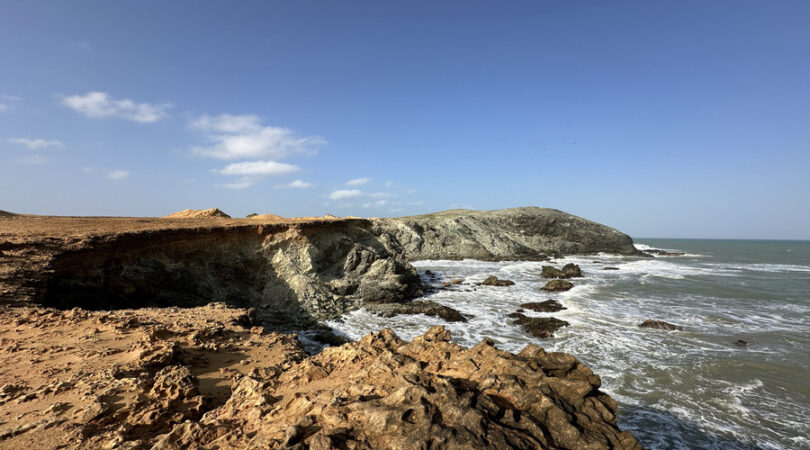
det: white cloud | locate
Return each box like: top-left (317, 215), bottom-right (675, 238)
top-left (274, 179), bottom-right (313, 189)
top-left (219, 160), bottom-right (300, 176)
top-left (346, 177), bottom-right (371, 186)
top-left (106, 170), bottom-right (129, 180)
top-left (8, 138), bottom-right (63, 149)
top-left (369, 192), bottom-right (395, 199)
top-left (62, 91), bottom-right (171, 123)
top-left (0, 104), bottom-right (7, 112)
top-left (191, 114), bottom-right (325, 160)
top-left (328, 189), bottom-right (364, 200)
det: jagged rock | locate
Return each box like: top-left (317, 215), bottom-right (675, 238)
top-left (478, 275), bottom-right (515, 286)
top-left (638, 320), bottom-right (683, 331)
top-left (508, 313), bottom-right (570, 338)
top-left (365, 300), bottom-right (468, 322)
top-left (520, 300), bottom-right (566, 313)
top-left (562, 263), bottom-right (582, 277)
top-left (541, 279), bottom-right (574, 291)
top-left (154, 327), bottom-right (640, 449)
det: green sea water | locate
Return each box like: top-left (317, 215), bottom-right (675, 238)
top-left (327, 239), bottom-right (810, 449)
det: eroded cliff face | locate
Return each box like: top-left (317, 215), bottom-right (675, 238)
top-left (373, 207), bottom-right (642, 261)
top-left (6, 220), bottom-right (420, 325)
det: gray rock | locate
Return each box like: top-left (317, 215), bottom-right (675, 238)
top-left (373, 207), bottom-right (643, 261)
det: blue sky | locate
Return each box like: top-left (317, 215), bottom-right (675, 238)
top-left (1, 1), bottom-right (809, 239)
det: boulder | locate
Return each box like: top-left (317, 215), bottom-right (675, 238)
top-left (638, 320), bottom-right (683, 331)
top-left (508, 313), bottom-right (570, 338)
top-left (542, 265), bottom-right (566, 279)
top-left (541, 280), bottom-right (574, 292)
top-left (441, 278), bottom-right (464, 288)
top-left (478, 275), bottom-right (515, 286)
top-left (562, 263), bottom-right (582, 277)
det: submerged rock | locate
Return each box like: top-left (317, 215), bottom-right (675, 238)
top-left (643, 248), bottom-right (686, 257)
top-left (603, 266), bottom-right (620, 270)
top-left (509, 313), bottom-right (570, 338)
top-left (365, 300), bottom-right (468, 322)
top-left (541, 279), bottom-right (574, 292)
top-left (638, 320), bottom-right (683, 331)
top-left (520, 300), bottom-right (567, 313)
top-left (441, 278), bottom-right (464, 288)
top-left (478, 275), bottom-right (515, 286)
top-left (735, 339), bottom-right (749, 348)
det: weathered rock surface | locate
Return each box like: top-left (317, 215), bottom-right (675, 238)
top-left (521, 300), bottom-right (567, 313)
top-left (374, 207), bottom-right (643, 261)
top-left (364, 300), bottom-right (468, 322)
top-left (508, 313), bottom-right (570, 338)
top-left (156, 326), bottom-right (640, 449)
top-left (541, 279), bottom-right (575, 292)
top-left (478, 275), bottom-right (516, 286)
top-left (0, 306), bottom-right (639, 449)
top-left (638, 320), bottom-right (683, 331)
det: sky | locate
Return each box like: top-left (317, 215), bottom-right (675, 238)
top-left (1, 1), bottom-right (809, 239)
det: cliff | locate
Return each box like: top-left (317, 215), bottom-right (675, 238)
top-left (375, 207), bottom-right (642, 261)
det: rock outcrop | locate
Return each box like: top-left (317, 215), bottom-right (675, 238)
top-left (373, 207), bottom-right (643, 261)
top-left (154, 326), bottom-right (640, 449)
top-left (163, 208), bottom-right (231, 218)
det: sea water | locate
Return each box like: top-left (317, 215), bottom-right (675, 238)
top-left (325, 240), bottom-right (810, 449)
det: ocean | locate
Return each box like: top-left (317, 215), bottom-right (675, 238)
top-left (325, 239), bottom-right (810, 449)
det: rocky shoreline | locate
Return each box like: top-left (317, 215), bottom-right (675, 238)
top-left (0, 207), bottom-right (645, 448)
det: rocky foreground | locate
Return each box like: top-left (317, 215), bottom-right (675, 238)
top-left (0, 303), bottom-right (640, 449)
top-left (0, 207), bottom-right (645, 448)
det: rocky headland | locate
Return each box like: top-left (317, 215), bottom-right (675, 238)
top-left (0, 207), bottom-right (644, 448)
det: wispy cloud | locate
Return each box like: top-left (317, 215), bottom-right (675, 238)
top-left (219, 160), bottom-right (300, 176)
top-left (274, 179), bottom-right (313, 189)
top-left (105, 170), bottom-right (129, 180)
top-left (62, 91), bottom-right (171, 123)
top-left (328, 189), bottom-right (365, 200)
top-left (216, 160), bottom-right (301, 190)
top-left (8, 138), bottom-right (63, 150)
top-left (191, 114), bottom-right (325, 160)
top-left (0, 104), bottom-right (7, 112)
top-left (346, 177), bottom-right (371, 186)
